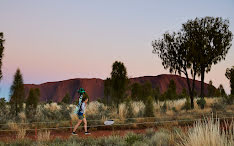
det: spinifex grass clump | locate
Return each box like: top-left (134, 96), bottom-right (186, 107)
top-left (179, 117), bottom-right (234, 146)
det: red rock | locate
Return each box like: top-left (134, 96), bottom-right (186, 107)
top-left (24, 74), bottom-right (210, 102)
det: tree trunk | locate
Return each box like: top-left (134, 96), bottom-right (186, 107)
top-left (185, 73), bottom-right (194, 109)
top-left (191, 70), bottom-right (197, 109)
top-left (200, 66), bottom-right (205, 99)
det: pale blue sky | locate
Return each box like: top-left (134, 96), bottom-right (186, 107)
top-left (0, 0), bottom-right (234, 100)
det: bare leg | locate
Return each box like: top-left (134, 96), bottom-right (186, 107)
top-left (83, 118), bottom-right (87, 132)
top-left (73, 119), bottom-right (82, 132)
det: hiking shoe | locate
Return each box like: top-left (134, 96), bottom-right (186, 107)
top-left (85, 132), bottom-right (91, 135)
top-left (72, 132), bottom-right (77, 135)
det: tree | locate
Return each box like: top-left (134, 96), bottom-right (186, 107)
top-left (144, 96), bottom-right (154, 117)
top-left (182, 17), bottom-right (233, 99)
top-left (108, 61), bottom-right (129, 107)
top-left (26, 88), bottom-right (40, 121)
top-left (152, 31), bottom-right (198, 108)
top-left (62, 93), bottom-right (70, 104)
top-left (218, 84), bottom-right (226, 97)
top-left (141, 82), bottom-right (153, 102)
top-left (0, 32), bottom-right (5, 80)
top-left (152, 86), bottom-right (160, 101)
top-left (10, 69), bottom-right (25, 116)
top-left (104, 78), bottom-right (111, 105)
top-left (165, 79), bottom-right (177, 100)
top-left (207, 80), bottom-right (216, 97)
top-left (178, 88), bottom-right (189, 99)
top-left (225, 66), bottom-right (234, 95)
top-left (131, 82), bottom-right (142, 101)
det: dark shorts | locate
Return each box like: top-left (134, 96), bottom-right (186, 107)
top-left (77, 113), bottom-right (85, 120)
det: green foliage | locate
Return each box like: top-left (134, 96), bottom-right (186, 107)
top-left (211, 102), bottom-right (226, 113)
top-left (104, 77), bottom-right (111, 105)
top-left (131, 81), bottom-right (159, 103)
top-left (160, 102), bottom-right (167, 113)
top-left (0, 98), bottom-right (6, 110)
top-left (181, 96), bottom-right (191, 110)
top-left (178, 88), bottom-right (188, 99)
top-left (26, 88), bottom-right (40, 121)
top-left (225, 66), bottom-right (234, 95)
top-left (105, 61), bottom-right (129, 107)
top-left (144, 96), bottom-right (154, 117)
top-left (0, 98), bottom-right (8, 123)
top-left (207, 80), bottom-right (216, 97)
top-left (10, 68), bottom-right (25, 116)
top-left (126, 98), bottom-right (134, 119)
top-left (152, 86), bottom-right (160, 101)
top-left (196, 98), bottom-right (206, 109)
top-left (164, 79), bottom-right (177, 100)
top-left (152, 28), bottom-right (198, 109)
top-left (222, 94), bottom-right (234, 105)
top-left (125, 132), bottom-right (144, 146)
top-left (61, 93), bottom-right (70, 104)
top-left (172, 107), bottom-right (177, 113)
top-left (131, 82), bottom-right (142, 101)
top-left (183, 17), bottom-right (233, 98)
top-left (0, 32), bottom-right (4, 80)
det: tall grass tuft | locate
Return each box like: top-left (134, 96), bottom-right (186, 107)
top-left (37, 130), bottom-right (51, 142)
top-left (179, 117), bottom-right (234, 146)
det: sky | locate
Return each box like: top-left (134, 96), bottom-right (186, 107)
top-left (0, 0), bottom-right (234, 101)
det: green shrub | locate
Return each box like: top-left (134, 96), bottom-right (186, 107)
top-left (125, 132), bottom-right (144, 146)
top-left (196, 98), bottom-right (206, 109)
top-left (101, 135), bottom-right (126, 146)
top-left (172, 107), bottom-right (177, 113)
top-left (144, 96), bottom-right (154, 117)
top-left (160, 102), bottom-right (167, 113)
top-left (222, 94), bottom-right (234, 105)
top-left (211, 102), bottom-right (226, 113)
top-left (149, 130), bottom-right (171, 146)
top-left (145, 128), bottom-right (155, 138)
top-left (181, 96), bottom-right (191, 111)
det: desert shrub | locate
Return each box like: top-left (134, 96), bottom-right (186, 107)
top-left (144, 96), bottom-right (154, 117)
top-left (125, 132), bottom-right (144, 146)
top-left (119, 103), bottom-right (127, 120)
top-left (0, 98), bottom-right (11, 123)
top-left (211, 102), bottom-right (226, 113)
top-left (132, 141), bottom-right (149, 146)
top-left (145, 128), bottom-right (155, 138)
top-left (149, 130), bottom-right (171, 146)
top-left (196, 98), bottom-right (206, 109)
top-left (181, 96), bottom-right (191, 110)
top-left (131, 101), bottom-right (145, 117)
top-left (101, 135), bottom-right (126, 146)
top-left (222, 94), bottom-right (234, 105)
top-left (37, 130), bottom-right (50, 142)
top-left (125, 99), bottom-right (134, 122)
top-left (172, 107), bottom-right (177, 113)
top-left (160, 102), bottom-right (167, 113)
top-left (8, 138), bottom-right (32, 146)
top-left (179, 118), bottom-right (234, 146)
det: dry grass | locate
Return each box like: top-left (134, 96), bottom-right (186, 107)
top-left (131, 101), bottom-right (145, 116)
top-left (44, 102), bottom-right (61, 111)
top-left (18, 112), bottom-right (26, 122)
top-left (178, 117), bottom-right (234, 146)
top-left (70, 113), bottom-right (78, 122)
top-left (37, 130), bottom-right (51, 141)
top-left (119, 103), bottom-right (126, 120)
top-left (86, 101), bottom-right (107, 115)
top-left (16, 128), bottom-right (26, 139)
top-left (7, 122), bottom-right (27, 140)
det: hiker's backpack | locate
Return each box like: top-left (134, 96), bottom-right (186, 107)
top-left (74, 88), bottom-right (85, 114)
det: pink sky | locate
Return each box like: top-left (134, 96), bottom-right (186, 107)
top-left (0, 0), bottom-right (233, 100)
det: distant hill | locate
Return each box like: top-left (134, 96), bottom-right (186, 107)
top-left (24, 74), bottom-right (210, 102)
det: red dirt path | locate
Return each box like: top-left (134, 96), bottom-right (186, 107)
top-left (0, 129), bottom-right (150, 142)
